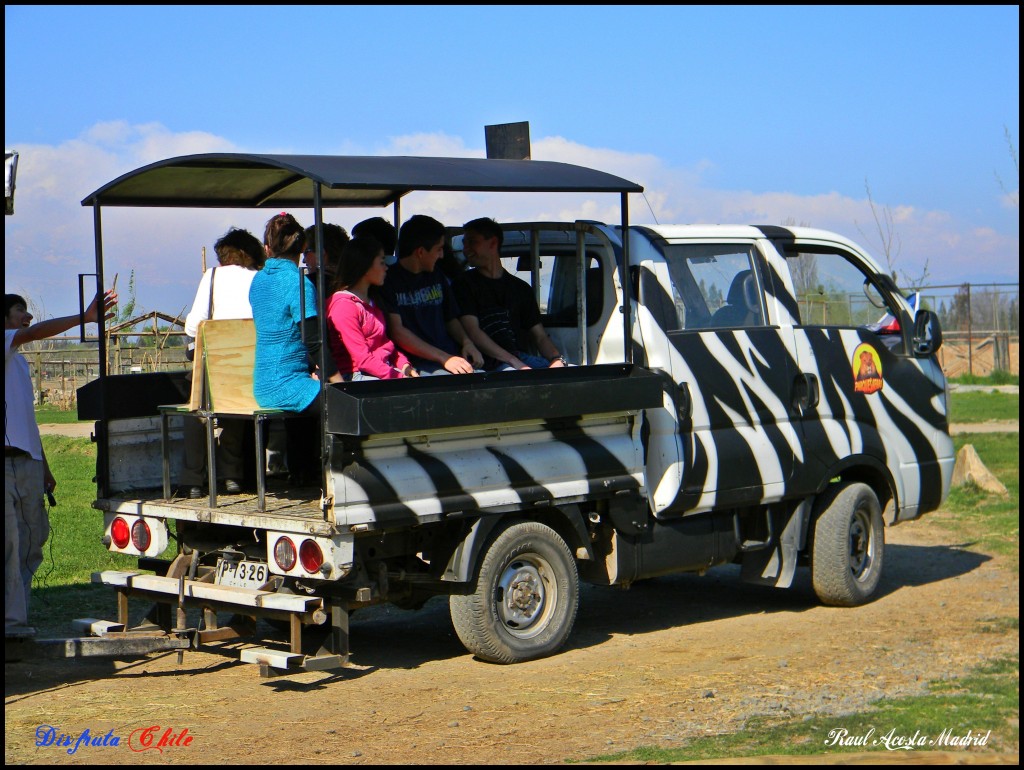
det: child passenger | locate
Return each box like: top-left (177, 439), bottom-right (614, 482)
top-left (327, 237), bottom-right (418, 380)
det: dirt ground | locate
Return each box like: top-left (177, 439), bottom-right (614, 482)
top-left (4, 503), bottom-right (1019, 765)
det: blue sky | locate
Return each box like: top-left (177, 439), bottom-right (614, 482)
top-left (4, 5), bottom-right (1019, 319)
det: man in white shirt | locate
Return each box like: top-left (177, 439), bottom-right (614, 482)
top-left (5, 290), bottom-right (115, 634)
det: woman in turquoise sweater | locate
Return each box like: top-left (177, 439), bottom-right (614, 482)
top-left (249, 212), bottom-right (322, 487)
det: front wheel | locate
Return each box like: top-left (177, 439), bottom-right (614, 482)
top-left (450, 521), bottom-right (579, 663)
top-left (811, 482), bottom-right (885, 606)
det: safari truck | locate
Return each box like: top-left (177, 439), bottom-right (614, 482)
top-left (50, 153), bottom-right (952, 676)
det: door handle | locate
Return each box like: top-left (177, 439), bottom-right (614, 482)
top-left (792, 373), bottom-right (819, 414)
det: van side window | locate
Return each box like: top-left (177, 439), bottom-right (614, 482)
top-left (543, 253), bottom-right (602, 327)
top-left (661, 244), bottom-right (764, 330)
top-left (497, 250), bottom-right (603, 327)
top-left (786, 249), bottom-right (905, 346)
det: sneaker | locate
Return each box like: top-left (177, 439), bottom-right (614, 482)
top-left (188, 486), bottom-right (204, 499)
top-left (224, 479), bottom-right (241, 494)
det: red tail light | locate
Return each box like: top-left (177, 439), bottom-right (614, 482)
top-left (299, 539), bottom-right (324, 573)
top-left (111, 517), bottom-right (130, 549)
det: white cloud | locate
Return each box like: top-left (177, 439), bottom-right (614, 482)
top-left (4, 123), bottom-right (1018, 322)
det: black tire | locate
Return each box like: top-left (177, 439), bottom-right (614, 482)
top-left (450, 521), bottom-right (579, 664)
top-left (811, 482), bottom-right (885, 606)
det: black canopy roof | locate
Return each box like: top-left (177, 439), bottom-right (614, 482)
top-left (81, 153), bottom-right (643, 208)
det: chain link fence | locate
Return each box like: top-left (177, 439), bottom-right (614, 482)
top-left (916, 283), bottom-right (1019, 378)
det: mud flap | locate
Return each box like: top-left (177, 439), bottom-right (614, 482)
top-left (740, 501), bottom-right (810, 588)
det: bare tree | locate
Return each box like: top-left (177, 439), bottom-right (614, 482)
top-left (856, 180), bottom-right (930, 289)
top-left (995, 125), bottom-right (1019, 209)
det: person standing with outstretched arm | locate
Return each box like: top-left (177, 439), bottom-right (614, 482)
top-left (5, 289), bottom-right (116, 634)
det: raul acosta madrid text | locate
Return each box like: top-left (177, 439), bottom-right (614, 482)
top-left (34, 724), bottom-right (194, 754)
top-left (824, 727), bottom-right (992, 751)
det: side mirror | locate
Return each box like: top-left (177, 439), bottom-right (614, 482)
top-left (912, 309), bottom-right (942, 356)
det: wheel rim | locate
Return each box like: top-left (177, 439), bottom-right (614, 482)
top-left (849, 507), bottom-right (875, 580)
top-left (495, 554), bottom-right (556, 639)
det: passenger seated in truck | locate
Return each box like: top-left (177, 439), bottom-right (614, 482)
top-left (380, 215), bottom-right (483, 375)
top-left (453, 217), bottom-right (567, 370)
top-left (301, 223), bottom-right (348, 383)
top-left (327, 236), bottom-right (418, 380)
top-left (249, 213), bottom-right (322, 487)
top-left (351, 217), bottom-right (397, 263)
top-left (302, 222), bottom-right (349, 300)
top-left (181, 227), bottom-right (265, 498)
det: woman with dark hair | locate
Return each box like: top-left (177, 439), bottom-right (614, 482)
top-left (249, 213), bottom-right (322, 486)
top-left (327, 236), bottom-right (418, 380)
top-left (302, 222), bottom-right (349, 290)
top-left (180, 227), bottom-right (265, 498)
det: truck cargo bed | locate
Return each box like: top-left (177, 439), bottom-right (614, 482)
top-left (94, 484), bottom-right (331, 535)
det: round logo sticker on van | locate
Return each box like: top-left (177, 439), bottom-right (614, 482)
top-left (853, 343), bottom-right (883, 394)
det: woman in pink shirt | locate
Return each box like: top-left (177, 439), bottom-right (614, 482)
top-left (327, 236), bottom-right (418, 380)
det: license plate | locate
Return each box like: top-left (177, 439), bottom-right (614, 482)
top-left (215, 559), bottom-right (269, 590)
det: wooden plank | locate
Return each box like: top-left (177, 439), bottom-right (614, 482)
top-left (71, 619), bottom-right (126, 636)
top-left (19, 635), bottom-right (191, 659)
top-left (94, 572), bottom-right (324, 613)
top-left (201, 319), bottom-right (259, 414)
top-left (240, 646), bottom-right (303, 668)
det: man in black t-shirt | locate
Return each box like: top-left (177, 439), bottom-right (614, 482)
top-left (453, 218), bottom-right (567, 371)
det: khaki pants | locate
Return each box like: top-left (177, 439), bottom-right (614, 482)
top-left (5, 453), bottom-right (48, 628)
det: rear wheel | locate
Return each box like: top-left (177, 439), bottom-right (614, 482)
top-left (811, 482), bottom-right (885, 606)
top-left (450, 521), bottom-right (578, 663)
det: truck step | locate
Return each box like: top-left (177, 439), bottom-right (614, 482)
top-left (240, 646), bottom-right (346, 674)
top-left (71, 618), bottom-right (126, 636)
top-left (6, 633), bottom-right (191, 661)
top-left (92, 570), bottom-right (323, 613)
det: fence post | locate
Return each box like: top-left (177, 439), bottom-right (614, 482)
top-left (34, 351), bottom-right (43, 405)
top-left (966, 284), bottom-right (973, 377)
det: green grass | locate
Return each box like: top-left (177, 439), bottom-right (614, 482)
top-left (29, 435), bottom-right (176, 634)
top-left (950, 371), bottom-right (1019, 387)
top-left (949, 391), bottom-right (1019, 424)
top-left (34, 404), bottom-right (89, 424)
top-left (941, 433), bottom-right (1020, 562)
top-left (33, 436), bottom-right (143, 587)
